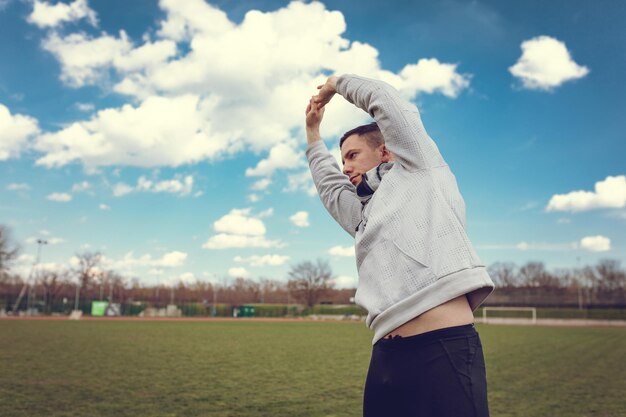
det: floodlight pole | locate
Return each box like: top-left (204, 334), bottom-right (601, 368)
top-left (576, 256), bottom-right (583, 310)
top-left (74, 283), bottom-right (80, 311)
top-left (212, 285), bottom-right (218, 317)
top-left (13, 239), bottom-right (47, 314)
top-left (99, 272), bottom-right (104, 300)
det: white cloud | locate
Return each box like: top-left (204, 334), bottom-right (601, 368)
top-left (245, 141), bottom-right (305, 177)
top-left (28, 0), bottom-right (97, 29)
top-left (157, 0), bottom-right (233, 42)
top-left (17, 254), bottom-right (35, 263)
top-left (481, 238), bottom-right (610, 253)
top-left (284, 170), bottom-right (317, 196)
top-left (329, 146), bottom-right (343, 168)
top-left (213, 208), bottom-right (266, 236)
top-left (614, 211), bottom-right (626, 221)
top-left (515, 241), bottom-right (578, 251)
top-left (257, 208), bottom-right (274, 218)
top-left (145, 176), bottom-right (193, 195)
top-left (399, 58), bottom-right (470, 98)
top-left (331, 275), bottom-right (357, 289)
top-left (202, 233), bottom-right (282, 249)
top-left (47, 192), bottom-right (72, 202)
top-left (34, 95), bottom-right (226, 169)
top-left (0, 103), bottom-right (39, 160)
top-left (159, 251), bottom-right (188, 267)
top-left (112, 175), bottom-right (194, 197)
top-left (32, 1), bottom-right (470, 170)
top-left (99, 204), bottom-right (111, 211)
top-left (290, 211), bottom-right (310, 227)
top-left (72, 181), bottom-right (91, 192)
top-left (26, 236), bottom-right (65, 245)
top-left (113, 182), bottom-right (134, 197)
top-left (228, 267), bottom-right (249, 278)
top-left (234, 254), bottom-right (290, 267)
top-left (478, 241), bottom-right (578, 251)
top-left (251, 178), bottom-right (272, 191)
top-left (509, 35), bottom-right (589, 90)
top-left (328, 245), bottom-right (355, 257)
top-left (39, 30), bottom-right (172, 89)
top-left (248, 193), bottom-right (260, 203)
top-left (11, 260), bottom-right (66, 280)
top-left (75, 102), bottom-right (95, 112)
top-left (203, 208), bottom-right (283, 249)
top-left (7, 183), bottom-right (31, 191)
top-left (546, 176), bottom-right (626, 212)
top-left (41, 31), bottom-right (132, 88)
top-left (178, 272), bottom-right (196, 284)
top-left (102, 250), bottom-right (188, 271)
top-left (580, 235), bottom-right (611, 252)
top-left (161, 271), bottom-right (196, 286)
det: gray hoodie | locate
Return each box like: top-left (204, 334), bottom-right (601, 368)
top-left (306, 74), bottom-right (494, 344)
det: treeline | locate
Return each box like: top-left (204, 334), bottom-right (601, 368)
top-left (488, 260), bottom-right (626, 291)
top-left (2, 257), bottom-right (625, 313)
top-left (0, 225), bottom-right (346, 313)
top-left (1, 225), bottom-right (626, 314)
top-left (487, 260), bottom-right (626, 308)
top-left (0, 251), bottom-right (347, 313)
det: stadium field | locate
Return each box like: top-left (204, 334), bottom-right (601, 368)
top-left (0, 319), bottom-right (624, 417)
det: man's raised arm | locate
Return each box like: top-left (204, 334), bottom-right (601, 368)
top-left (315, 75), bottom-right (446, 172)
top-left (305, 97), bottom-right (361, 237)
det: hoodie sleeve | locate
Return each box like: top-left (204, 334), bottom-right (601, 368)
top-left (336, 74), bottom-right (446, 172)
top-left (306, 140), bottom-right (362, 237)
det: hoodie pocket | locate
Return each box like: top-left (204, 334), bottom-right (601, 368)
top-left (355, 239), bottom-right (438, 314)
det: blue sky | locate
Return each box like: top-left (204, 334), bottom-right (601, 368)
top-left (1, 0), bottom-right (625, 287)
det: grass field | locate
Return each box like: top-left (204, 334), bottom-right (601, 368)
top-left (0, 320), bottom-right (625, 417)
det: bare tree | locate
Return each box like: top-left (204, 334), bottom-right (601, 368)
top-left (0, 225), bottom-right (20, 279)
top-left (259, 278), bottom-right (285, 303)
top-left (487, 262), bottom-right (518, 287)
top-left (594, 259), bottom-right (626, 291)
top-left (106, 271), bottom-right (127, 306)
top-left (518, 261), bottom-right (560, 288)
top-left (553, 268), bottom-right (578, 288)
top-left (581, 265), bottom-right (598, 288)
top-left (73, 251), bottom-right (102, 308)
top-left (230, 277), bottom-right (261, 303)
top-left (74, 251), bottom-right (102, 289)
top-left (287, 259), bottom-right (334, 307)
top-left (38, 269), bottom-right (69, 314)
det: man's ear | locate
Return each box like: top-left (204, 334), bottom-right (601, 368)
top-left (379, 145), bottom-right (393, 162)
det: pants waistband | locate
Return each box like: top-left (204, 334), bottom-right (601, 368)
top-left (375, 323), bottom-right (476, 348)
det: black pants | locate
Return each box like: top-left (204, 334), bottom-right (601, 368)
top-left (363, 324), bottom-right (490, 417)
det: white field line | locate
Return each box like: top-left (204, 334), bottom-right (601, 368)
top-left (476, 317), bottom-right (626, 327)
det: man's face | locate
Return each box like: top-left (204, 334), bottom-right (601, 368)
top-left (341, 134), bottom-right (388, 186)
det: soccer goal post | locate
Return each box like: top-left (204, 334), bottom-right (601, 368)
top-left (482, 307), bottom-right (537, 324)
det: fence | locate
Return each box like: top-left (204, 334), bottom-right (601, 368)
top-left (2, 286), bottom-right (625, 318)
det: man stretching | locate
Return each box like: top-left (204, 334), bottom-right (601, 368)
top-left (305, 74), bottom-right (494, 417)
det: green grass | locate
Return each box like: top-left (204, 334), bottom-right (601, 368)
top-left (0, 321), bottom-right (624, 417)
top-left (474, 307), bottom-right (626, 320)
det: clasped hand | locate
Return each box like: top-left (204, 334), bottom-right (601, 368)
top-left (305, 76), bottom-right (338, 130)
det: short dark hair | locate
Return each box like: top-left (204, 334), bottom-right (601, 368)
top-left (339, 122), bottom-right (384, 149)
